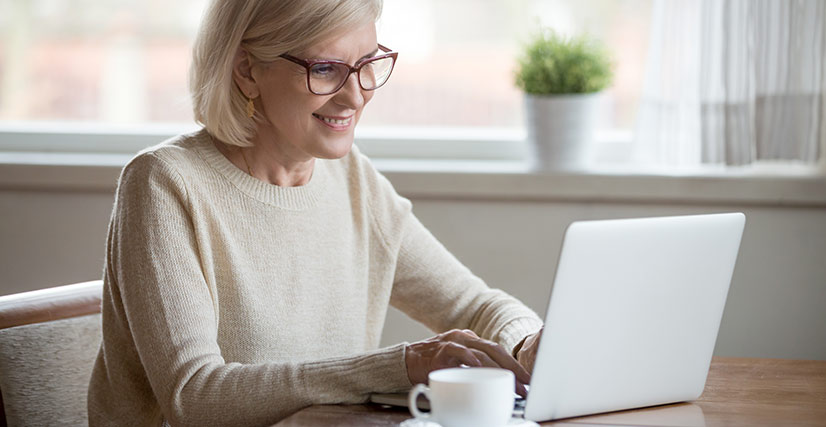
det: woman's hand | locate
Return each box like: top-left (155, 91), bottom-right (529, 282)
top-left (515, 328), bottom-right (543, 374)
top-left (404, 329), bottom-right (531, 396)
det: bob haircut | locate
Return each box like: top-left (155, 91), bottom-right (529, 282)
top-left (190, 0), bottom-right (383, 147)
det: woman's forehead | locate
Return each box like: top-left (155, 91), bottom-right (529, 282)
top-left (299, 22), bottom-right (377, 61)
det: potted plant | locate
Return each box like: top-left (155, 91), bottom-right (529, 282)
top-left (515, 29), bottom-right (613, 171)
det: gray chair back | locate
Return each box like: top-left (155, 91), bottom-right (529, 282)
top-left (0, 281), bottom-right (102, 427)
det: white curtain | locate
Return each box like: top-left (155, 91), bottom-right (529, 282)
top-left (635, 0), bottom-right (825, 166)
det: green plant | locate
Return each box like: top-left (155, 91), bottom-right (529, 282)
top-left (515, 29), bottom-right (613, 95)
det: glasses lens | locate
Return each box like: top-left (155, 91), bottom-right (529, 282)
top-left (359, 56), bottom-right (394, 90)
top-left (308, 62), bottom-right (349, 94)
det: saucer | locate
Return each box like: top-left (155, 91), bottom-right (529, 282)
top-left (400, 417), bottom-right (539, 427)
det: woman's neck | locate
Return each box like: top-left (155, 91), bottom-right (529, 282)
top-left (213, 138), bottom-right (315, 187)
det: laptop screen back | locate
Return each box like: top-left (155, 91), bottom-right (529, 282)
top-left (524, 213), bottom-right (745, 421)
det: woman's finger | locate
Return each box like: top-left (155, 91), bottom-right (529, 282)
top-left (438, 342), bottom-right (482, 369)
top-left (469, 348), bottom-right (499, 368)
top-left (450, 334), bottom-right (532, 386)
top-left (518, 329), bottom-right (543, 373)
top-left (470, 348), bottom-right (528, 396)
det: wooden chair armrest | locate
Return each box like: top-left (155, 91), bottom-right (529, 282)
top-left (0, 281), bottom-right (102, 330)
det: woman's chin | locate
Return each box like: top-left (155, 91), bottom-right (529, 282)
top-left (317, 136), bottom-right (355, 160)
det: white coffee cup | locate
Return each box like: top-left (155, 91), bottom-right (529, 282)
top-left (408, 367), bottom-right (515, 427)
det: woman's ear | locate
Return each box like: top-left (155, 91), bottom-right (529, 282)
top-left (232, 47), bottom-right (258, 98)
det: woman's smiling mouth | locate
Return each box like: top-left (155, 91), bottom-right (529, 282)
top-left (312, 113), bottom-right (353, 130)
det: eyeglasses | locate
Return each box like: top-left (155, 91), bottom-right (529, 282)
top-left (279, 44), bottom-right (398, 95)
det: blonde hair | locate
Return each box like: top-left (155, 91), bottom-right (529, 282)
top-left (190, 0), bottom-right (383, 147)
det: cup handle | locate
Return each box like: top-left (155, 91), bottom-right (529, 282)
top-left (408, 383), bottom-right (432, 420)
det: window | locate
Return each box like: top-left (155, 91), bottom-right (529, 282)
top-left (372, 0), bottom-right (651, 131)
top-left (0, 0), bottom-right (652, 158)
top-left (0, 0), bottom-right (204, 124)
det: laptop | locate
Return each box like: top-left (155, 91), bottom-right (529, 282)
top-left (371, 212), bottom-right (746, 422)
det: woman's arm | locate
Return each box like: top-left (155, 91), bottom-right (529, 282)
top-left (356, 153), bottom-right (542, 381)
top-left (388, 213), bottom-right (543, 352)
top-left (96, 153), bottom-right (410, 426)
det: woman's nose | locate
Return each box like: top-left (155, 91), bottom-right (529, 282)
top-left (333, 72), bottom-right (365, 110)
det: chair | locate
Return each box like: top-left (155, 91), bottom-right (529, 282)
top-left (0, 281), bottom-right (102, 427)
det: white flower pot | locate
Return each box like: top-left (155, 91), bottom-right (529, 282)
top-left (525, 92), bottom-right (603, 171)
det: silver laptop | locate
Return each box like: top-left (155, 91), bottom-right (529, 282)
top-left (371, 212), bottom-right (745, 422)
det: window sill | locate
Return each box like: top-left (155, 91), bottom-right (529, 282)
top-left (375, 159), bottom-right (826, 207)
top-left (1, 151), bottom-right (824, 207)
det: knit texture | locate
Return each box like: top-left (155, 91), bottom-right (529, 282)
top-left (87, 130), bottom-right (543, 426)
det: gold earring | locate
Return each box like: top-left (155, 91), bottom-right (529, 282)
top-left (246, 97), bottom-right (255, 118)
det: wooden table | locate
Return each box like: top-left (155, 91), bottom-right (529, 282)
top-left (275, 357), bottom-right (826, 426)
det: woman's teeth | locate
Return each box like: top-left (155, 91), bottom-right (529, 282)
top-left (313, 113), bottom-right (351, 125)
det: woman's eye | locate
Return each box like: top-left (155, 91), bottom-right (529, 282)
top-left (311, 64), bottom-right (336, 77)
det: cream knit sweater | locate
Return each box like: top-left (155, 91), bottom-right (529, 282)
top-left (87, 130), bottom-right (543, 426)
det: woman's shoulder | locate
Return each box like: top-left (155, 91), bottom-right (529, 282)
top-left (129, 130), bottom-right (207, 169)
top-left (338, 143), bottom-right (412, 227)
top-left (118, 130), bottom-right (210, 190)
top-left (339, 144), bottom-right (387, 189)
top-left (337, 144), bottom-right (392, 198)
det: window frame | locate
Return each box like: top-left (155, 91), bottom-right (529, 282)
top-left (0, 120), bottom-right (641, 165)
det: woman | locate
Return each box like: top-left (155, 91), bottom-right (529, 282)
top-left (87, 0), bottom-right (543, 425)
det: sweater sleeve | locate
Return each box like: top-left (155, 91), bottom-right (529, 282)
top-left (390, 214), bottom-right (543, 352)
top-left (360, 158), bottom-right (543, 353)
top-left (99, 153), bottom-right (410, 427)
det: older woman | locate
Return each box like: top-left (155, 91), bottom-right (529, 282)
top-left (87, 0), bottom-right (543, 425)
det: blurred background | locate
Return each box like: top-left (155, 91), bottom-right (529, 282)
top-left (0, 0), bottom-right (650, 132)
